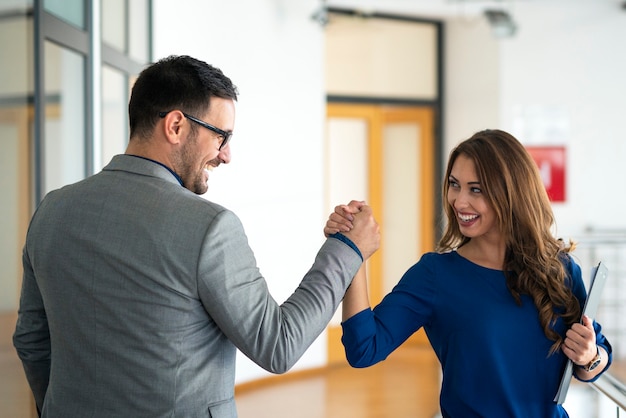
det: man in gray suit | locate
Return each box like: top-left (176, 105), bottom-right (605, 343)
top-left (13, 55), bottom-right (380, 417)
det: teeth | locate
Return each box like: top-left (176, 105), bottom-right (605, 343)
top-left (459, 213), bottom-right (478, 222)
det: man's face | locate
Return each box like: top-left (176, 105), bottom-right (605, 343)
top-left (175, 98), bottom-right (235, 194)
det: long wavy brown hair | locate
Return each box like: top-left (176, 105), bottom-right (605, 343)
top-left (437, 129), bottom-right (580, 354)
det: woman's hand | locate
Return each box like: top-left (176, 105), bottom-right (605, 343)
top-left (562, 315), bottom-right (597, 366)
top-left (563, 315), bottom-right (608, 379)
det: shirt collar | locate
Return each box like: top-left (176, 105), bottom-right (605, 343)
top-left (126, 154), bottom-right (184, 186)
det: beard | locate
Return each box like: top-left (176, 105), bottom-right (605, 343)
top-left (173, 130), bottom-right (210, 195)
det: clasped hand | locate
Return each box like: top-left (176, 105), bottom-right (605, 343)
top-left (325, 200), bottom-right (380, 261)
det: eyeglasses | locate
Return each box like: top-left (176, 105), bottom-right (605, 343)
top-left (159, 111), bottom-right (232, 151)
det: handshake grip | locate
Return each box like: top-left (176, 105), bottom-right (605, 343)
top-left (332, 201), bottom-right (380, 261)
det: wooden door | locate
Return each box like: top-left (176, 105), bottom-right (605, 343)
top-left (325, 103), bottom-right (436, 364)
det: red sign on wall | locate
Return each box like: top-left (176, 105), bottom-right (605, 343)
top-left (525, 146), bottom-right (566, 202)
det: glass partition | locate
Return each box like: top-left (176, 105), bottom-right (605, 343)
top-left (129, 0), bottom-right (149, 62)
top-left (102, 0), bottom-right (125, 51)
top-left (43, 41), bottom-right (85, 194)
top-left (44, 0), bottom-right (84, 29)
top-left (101, 64), bottom-right (127, 169)
top-left (0, 5), bottom-right (32, 312)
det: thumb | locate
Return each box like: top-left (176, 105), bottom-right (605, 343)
top-left (357, 205), bottom-right (373, 216)
top-left (339, 204), bottom-right (361, 215)
top-left (581, 314), bottom-right (593, 329)
top-left (347, 200), bottom-right (366, 211)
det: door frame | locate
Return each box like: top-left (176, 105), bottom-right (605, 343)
top-left (326, 103), bottom-right (437, 364)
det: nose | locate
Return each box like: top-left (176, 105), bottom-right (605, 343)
top-left (452, 189), bottom-right (469, 210)
top-left (218, 143), bottom-right (231, 164)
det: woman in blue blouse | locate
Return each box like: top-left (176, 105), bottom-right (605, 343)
top-left (325, 129), bottom-right (612, 417)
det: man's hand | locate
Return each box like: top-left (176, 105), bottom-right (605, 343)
top-left (324, 200), bottom-right (364, 236)
top-left (325, 200), bottom-right (380, 260)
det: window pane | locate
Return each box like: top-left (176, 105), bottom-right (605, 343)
top-left (0, 12), bottom-right (32, 311)
top-left (102, 0), bottom-right (126, 51)
top-left (44, 0), bottom-right (84, 29)
top-left (129, 0), bottom-right (149, 62)
top-left (0, 0), bottom-right (32, 13)
top-left (44, 41), bottom-right (85, 194)
top-left (101, 65), bottom-right (127, 168)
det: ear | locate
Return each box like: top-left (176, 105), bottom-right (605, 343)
top-left (160, 110), bottom-right (186, 145)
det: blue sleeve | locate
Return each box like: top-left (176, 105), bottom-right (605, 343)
top-left (341, 253), bottom-right (437, 367)
top-left (566, 256), bottom-right (613, 382)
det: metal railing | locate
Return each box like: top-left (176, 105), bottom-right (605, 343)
top-left (591, 372), bottom-right (626, 415)
top-left (569, 229), bottom-right (626, 417)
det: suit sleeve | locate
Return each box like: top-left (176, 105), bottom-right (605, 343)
top-left (196, 209), bottom-right (362, 373)
top-left (13, 245), bottom-right (51, 412)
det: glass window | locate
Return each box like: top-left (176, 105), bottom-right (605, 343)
top-left (0, 12), bottom-right (32, 311)
top-left (102, 0), bottom-right (126, 51)
top-left (44, 41), bottom-right (85, 194)
top-left (44, 0), bottom-right (85, 29)
top-left (0, 118), bottom-right (26, 310)
top-left (101, 65), bottom-right (127, 168)
top-left (129, 0), bottom-right (149, 62)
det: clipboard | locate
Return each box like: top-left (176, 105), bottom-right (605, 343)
top-left (553, 261), bottom-right (608, 404)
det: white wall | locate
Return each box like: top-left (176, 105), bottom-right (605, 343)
top-left (153, 0), bottom-right (328, 384)
top-left (446, 1), bottom-right (626, 239)
top-left (444, 15), bottom-right (500, 156)
top-left (497, 1), bottom-right (626, 238)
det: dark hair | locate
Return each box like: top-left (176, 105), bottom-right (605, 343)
top-left (128, 55), bottom-right (238, 139)
top-left (438, 129), bottom-right (579, 354)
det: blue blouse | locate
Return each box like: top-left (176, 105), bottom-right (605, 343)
top-left (341, 251), bottom-right (612, 418)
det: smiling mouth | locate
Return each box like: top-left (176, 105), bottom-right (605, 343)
top-left (458, 213), bottom-right (478, 222)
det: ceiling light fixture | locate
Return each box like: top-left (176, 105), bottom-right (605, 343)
top-left (484, 9), bottom-right (517, 38)
top-left (311, 0), bottom-right (329, 27)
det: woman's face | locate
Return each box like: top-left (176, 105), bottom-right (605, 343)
top-left (447, 154), bottom-right (500, 242)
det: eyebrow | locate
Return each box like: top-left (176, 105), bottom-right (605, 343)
top-left (449, 174), bottom-right (481, 185)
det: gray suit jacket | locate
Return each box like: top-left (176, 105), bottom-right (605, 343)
top-left (13, 155), bottom-right (362, 417)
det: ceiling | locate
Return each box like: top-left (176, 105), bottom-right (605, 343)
top-left (324, 0), bottom-right (527, 19)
